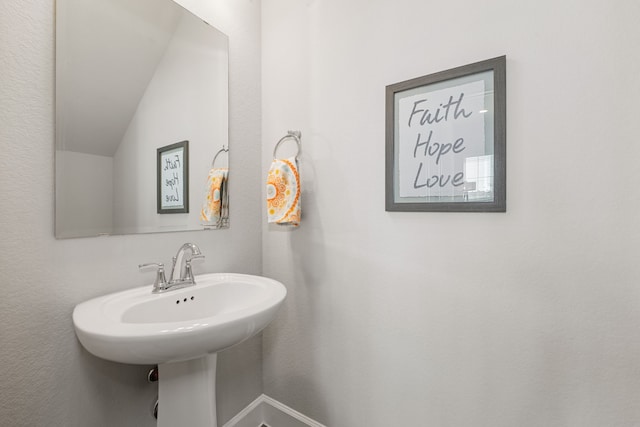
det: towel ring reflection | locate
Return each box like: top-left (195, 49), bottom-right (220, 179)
top-left (273, 130), bottom-right (301, 160)
top-left (211, 145), bottom-right (229, 167)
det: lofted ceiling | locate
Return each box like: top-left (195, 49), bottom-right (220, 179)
top-left (56, 0), bottom-right (183, 157)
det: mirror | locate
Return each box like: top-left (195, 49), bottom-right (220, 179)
top-left (55, 0), bottom-right (229, 238)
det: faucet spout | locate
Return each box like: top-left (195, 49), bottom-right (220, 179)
top-left (170, 243), bottom-right (203, 284)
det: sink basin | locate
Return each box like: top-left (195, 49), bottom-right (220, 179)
top-left (73, 271), bottom-right (287, 427)
top-left (73, 273), bottom-right (287, 365)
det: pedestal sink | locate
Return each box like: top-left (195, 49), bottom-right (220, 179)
top-left (72, 273), bottom-right (286, 427)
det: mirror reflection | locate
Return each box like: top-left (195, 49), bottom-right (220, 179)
top-left (55, 0), bottom-right (229, 238)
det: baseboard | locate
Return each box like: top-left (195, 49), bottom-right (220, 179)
top-left (222, 395), bottom-right (264, 427)
top-left (222, 394), bottom-right (326, 427)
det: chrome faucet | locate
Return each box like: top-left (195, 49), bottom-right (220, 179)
top-left (139, 243), bottom-right (205, 293)
top-left (170, 242), bottom-right (204, 284)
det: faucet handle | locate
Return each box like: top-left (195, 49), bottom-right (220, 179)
top-left (184, 255), bottom-right (204, 283)
top-left (138, 263), bottom-right (168, 292)
top-left (138, 262), bottom-right (165, 270)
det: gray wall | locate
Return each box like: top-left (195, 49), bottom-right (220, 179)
top-left (262, 0), bottom-right (640, 426)
top-left (0, 0), bottom-right (262, 426)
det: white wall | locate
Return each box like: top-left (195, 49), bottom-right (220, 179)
top-left (114, 10), bottom-right (228, 234)
top-left (0, 0), bottom-right (262, 426)
top-left (262, 1), bottom-right (640, 426)
top-left (56, 150), bottom-right (114, 237)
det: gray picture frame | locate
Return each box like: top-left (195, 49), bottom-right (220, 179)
top-left (385, 56), bottom-right (506, 212)
top-left (157, 140), bottom-right (189, 214)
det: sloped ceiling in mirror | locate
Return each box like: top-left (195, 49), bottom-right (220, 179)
top-left (57, 0), bottom-right (182, 156)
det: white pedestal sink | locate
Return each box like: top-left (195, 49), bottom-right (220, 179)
top-left (72, 273), bottom-right (286, 427)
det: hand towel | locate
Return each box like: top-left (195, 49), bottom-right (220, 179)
top-left (266, 156), bottom-right (300, 226)
top-left (200, 167), bottom-right (228, 228)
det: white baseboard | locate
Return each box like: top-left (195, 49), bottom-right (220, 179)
top-left (222, 394), bottom-right (326, 427)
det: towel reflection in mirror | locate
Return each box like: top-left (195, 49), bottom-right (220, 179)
top-left (201, 147), bottom-right (229, 229)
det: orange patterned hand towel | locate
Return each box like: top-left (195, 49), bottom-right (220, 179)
top-left (266, 157), bottom-right (300, 226)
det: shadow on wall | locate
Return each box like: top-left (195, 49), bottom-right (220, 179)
top-left (282, 135), bottom-right (377, 425)
top-left (67, 346), bottom-right (157, 426)
top-left (284, 146), bottom-right (330, 423)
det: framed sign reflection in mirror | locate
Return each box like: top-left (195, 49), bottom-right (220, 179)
top-left (157, 141), bottom-right (189, 214)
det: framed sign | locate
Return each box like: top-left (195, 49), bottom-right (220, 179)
top-left (157, 140), bottom-right (189, 214)
top-left (385, 56), bottom-right (506, 212)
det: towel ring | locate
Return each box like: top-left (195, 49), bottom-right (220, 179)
top-left (211, 145), bottom-right (229, 167)
top-left (273, 130), bottom-right (301, 160)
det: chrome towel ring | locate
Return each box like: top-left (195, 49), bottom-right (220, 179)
top-left (273, 130), bottom-right (301, 160)
top-left (210, 145), bottom-right (229, 167)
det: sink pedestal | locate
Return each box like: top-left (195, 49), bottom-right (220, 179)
top-left (158, 353), bottom-right (218, 427)
top-left (72, 273), bottom-right (286, 426)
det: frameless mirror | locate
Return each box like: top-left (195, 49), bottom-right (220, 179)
top-left (55, 0), bottom-right (229, 238)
